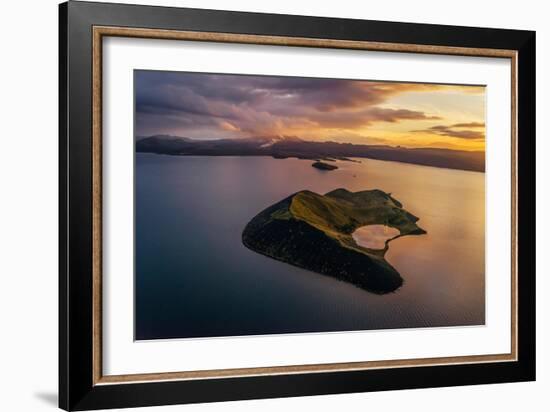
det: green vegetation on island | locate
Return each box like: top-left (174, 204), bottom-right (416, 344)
top-left (242, 188), bottom-right (426, 293)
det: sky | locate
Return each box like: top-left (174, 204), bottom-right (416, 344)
top-left (135, 70), bottom-right (486, 151)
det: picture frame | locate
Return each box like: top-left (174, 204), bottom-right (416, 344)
top-left (59, 1), bottom-right (536, 410)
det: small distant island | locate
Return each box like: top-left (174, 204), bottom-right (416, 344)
top-left (312, 161), bottom-right (338, 171)
top-left (242, 188), bottom-right (426, 294)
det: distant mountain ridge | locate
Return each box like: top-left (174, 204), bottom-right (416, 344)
top-left (136, 135), bottom-right (485, 172)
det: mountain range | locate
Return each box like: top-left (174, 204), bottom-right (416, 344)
top-left (136, 135), bottom-right (485, 172)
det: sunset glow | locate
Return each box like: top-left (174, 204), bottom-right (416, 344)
top-left (136, 71), bottom-right (485, 152)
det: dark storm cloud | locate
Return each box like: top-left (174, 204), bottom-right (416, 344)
top-left (135, 71), bottom-right (446, 138)
top-left (309, 107), bottom-right (441, 128)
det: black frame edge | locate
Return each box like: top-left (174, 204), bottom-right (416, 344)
top-left (516, 30), bottom-right (536, 381)
top-left (59, 2), bottom-right (69, 410)
top-left (60, 1), bottom-right (536, 410)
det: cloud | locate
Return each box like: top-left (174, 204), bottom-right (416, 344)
top-left (218, 121), bottom-right (241, 132)
top-left (412, 123), bottom-right (485, 140)
top-left (308, 107), bottom-right (441, 129)
top-left (135, 70), bottom-right (476, 139)
top-left (450, 122), bottom-right (485, 128)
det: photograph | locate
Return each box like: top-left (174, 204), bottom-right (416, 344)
top-left (134, 70), bottom-right (486, 340)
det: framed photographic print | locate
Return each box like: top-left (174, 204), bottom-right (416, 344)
top-left (59, 1), bottom-right (536, 410)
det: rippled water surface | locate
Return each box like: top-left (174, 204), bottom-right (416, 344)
top-left (135, 154), bottom-right (485, 340)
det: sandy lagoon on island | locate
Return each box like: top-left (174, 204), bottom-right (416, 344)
top-left (352, 225), bottom-right (402, 250)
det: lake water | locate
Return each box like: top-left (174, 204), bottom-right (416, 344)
top-left (352, 225), bottom-right (401, 250)
top-left (135, 154), bottom-right (485, 340)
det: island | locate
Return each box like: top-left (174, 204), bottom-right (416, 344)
top-left (242, 188), bottom-right (426, 293)
top-left (312, 161), bottom-right (338, 171)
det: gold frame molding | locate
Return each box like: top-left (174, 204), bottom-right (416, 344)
top-left (91, 26), bottom-right (518, 386)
